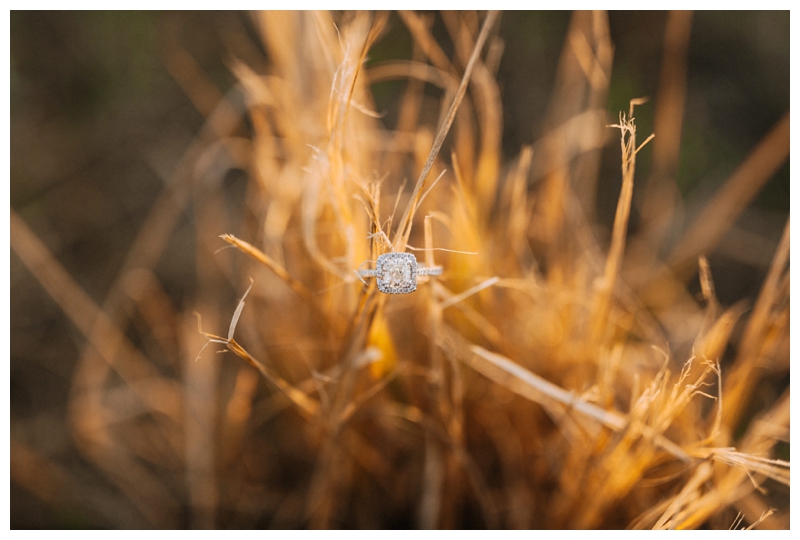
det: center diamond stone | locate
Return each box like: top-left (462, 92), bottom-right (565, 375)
top-left (376, 253), bottom-right (418, 294)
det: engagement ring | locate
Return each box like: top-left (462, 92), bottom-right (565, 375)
top-left (357, 252), bottom-right (443, 294)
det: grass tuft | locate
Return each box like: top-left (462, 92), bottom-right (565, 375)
top-left (10, 10), bottom-right (788, 529)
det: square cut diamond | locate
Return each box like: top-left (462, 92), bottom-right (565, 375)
top-left (376, 253), bottom-right (418, 294)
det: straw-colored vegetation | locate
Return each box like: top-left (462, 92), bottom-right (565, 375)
top-left (10, 11), bottom-right (789, 529)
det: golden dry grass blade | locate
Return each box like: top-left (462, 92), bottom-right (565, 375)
top-left (743, 509), bottom-right (777, 530)
top-left (438, 277), bottom-right (499, 310)
top-left (637, 11), bottom-right (692, 254)
top-left (419, 437), bottom-right (445, 528)
top-left (439, 14), bottom-right (503, 216)
top-left (220, 233), bottom-right (346, 331)
top-left (432, 282), bottom-right (504, 347)
top-left (703, 449), bottom-right (789, 486)
top-left (64, 82), bottom-right (244, 386)
top-left (721, 218), bottom-right (789, 433)
top-left (183, 315), bottom-right (219, 529)
top-left (225, 338), bottom-right (320, 419)
top-left (122, 269), bottom-right (182, 364)
top-left (398, 11), bottom-right (455, 75)
top-left (58, 89), bottom-right (246, 524)
top-left (10, 210), bottom-right (180, 420)
top-left (666, 112), bottom-right (790, 280)
top-left (506, 146), bottom-right (534, 266)
top-left (393, 10), bottom-right (499, 250)
top-left (162, 43), bottom-right (232, 132)
top-left (735, 493), bottom-right (788, 529)
top-left (464, 343), bottom-right (690, 461)
top-left (12, 209), bottom-right (188, 523)
top-left (592, 106), bottom-right (653, 341)
top-left (652, 461), bottom-right (713, 529)
top-left (651, 11), bottom-right (692, 178)
top-left (10, 441), bottom-right (76, 516)
top-left (538, 11), bottom-right (613, 217)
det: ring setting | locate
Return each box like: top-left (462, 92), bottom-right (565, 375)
top-left (358, 252), bottom-right (442, 294)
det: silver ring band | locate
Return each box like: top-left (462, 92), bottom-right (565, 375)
top-left (358, 265), bottom-right (442, 277)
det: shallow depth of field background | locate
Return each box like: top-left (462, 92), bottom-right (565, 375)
top-left (10, 11), bottom-right (789, 528)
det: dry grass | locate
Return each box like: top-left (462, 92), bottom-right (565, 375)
top-left (10, 10), bottom-right (789, 529)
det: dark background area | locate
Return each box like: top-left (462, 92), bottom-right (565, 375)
top-left (10, 11), bottom-right (789, 528)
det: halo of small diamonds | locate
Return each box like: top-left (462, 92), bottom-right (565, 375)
top-left (376, 253), bottom-right (418, 294)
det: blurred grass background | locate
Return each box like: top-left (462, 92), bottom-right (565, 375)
top-left (9, 11), bottom-right (788, 528)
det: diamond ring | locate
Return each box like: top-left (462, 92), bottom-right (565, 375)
top-left (357, 252), bottom-right (443, 294)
